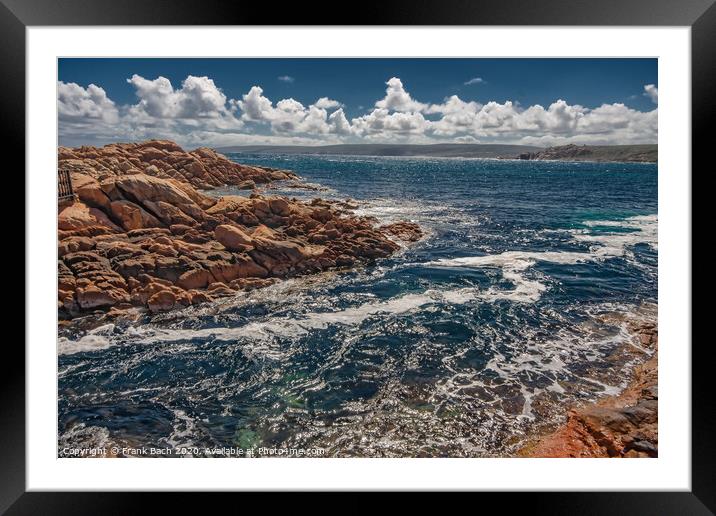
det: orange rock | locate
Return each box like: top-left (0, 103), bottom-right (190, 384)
top-left (206, 195), bottom-right (252, 216)
top-left (206, 282), bottom-right (235, 297)
top-left (269, 197), bottom-right (291, 216)
top-left (147, 289), bottom-right (176, 313)
top-left (214, 224), bottom-right (253, 251)
top-left (110, 200), bottom-right (163, 230)
top-left (188, 290), bottom-right (213, 305)
top-left (58, 236), bottom-right (95, 257)
top-left (72, 173), bottom-right (112, 210)
top-left (58, 201), bottom-right (122, 234)
top-left (177, 268), bottom-right (212, 290)
top-left (57, 140), bottom-right (422, 320)
top-left (76, 285), bottom-right (130, 309)
top-left (380, 221), bottom-right (423, 242)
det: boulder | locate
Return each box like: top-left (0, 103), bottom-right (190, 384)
top-left (214, 224), bottom-right (253, 251)
top-left (177, 268), bottom-right (212, 290)
top-left (72, 173), bottom-right (112, 210)
top-left (58, 236), bottom-right (95, 257)
top-left (147, 289), bottom-right (176, 313)
top-left (110, 200), bottom-right (163, 230)
top-left (76, 285), bottom-right (130, 309)
top-left (269, 197), bottom-right (291, 216)
top-left (58, 202), bottom-right (122, 234)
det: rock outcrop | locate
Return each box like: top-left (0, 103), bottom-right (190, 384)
top-left (58, 141), bottom-right (422, 319)
top-left (519, 320), bottom-right (658, 458)
top-left (58, 139), bottom-right (297, 191)
top-left (516, 144), bottom-right (658, 163)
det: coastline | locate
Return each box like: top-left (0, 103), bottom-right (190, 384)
top-left (517, 309), bottom-right (658, 458)
top-left (222, 151), bottom-right (657, 165)
top-left (57, 140), bottom-right (423, 329)
top-left (501, 157), bottom-right (657, 165)
top-left (217, 143), bottom-right (657, 164)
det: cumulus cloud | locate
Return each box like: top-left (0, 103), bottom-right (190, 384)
top-left (328, 108), bottom-right (352, 135)
top-left (236, 87), bottom-right (348, 137)
top-left (351, 108), bottom-right (430, 140)
top-left (58, 81), bottom-right (119, 123)
top-left (375, 77), bottom-right (428, 113)
top-left (126, 74), bottom-right (234, 120)
top-left (464, 77), bottom-right (485, 85)
top-left (426, 95), bottom-right (482, 115)
top-left (236, 86), bottom-right (274, 122)
top-left (314, 97), bottom-right (343, 110)
top-left (278, 75), bottom-right (295, 83)
top-left (58, 74), bottom-right (658, 147)
top-left (121, 74), bottom-right (244, 141)
top-left (426, 95), bottom-right (483, 136)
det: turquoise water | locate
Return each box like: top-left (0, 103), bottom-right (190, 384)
top-left (58, 155), bottom-right (657, 457)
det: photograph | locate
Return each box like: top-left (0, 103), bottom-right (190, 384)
top-left (55, 57), bottom-right (659, 459)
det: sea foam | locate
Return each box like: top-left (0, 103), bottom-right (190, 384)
top-left (423, 214), bottom-right (657, 303)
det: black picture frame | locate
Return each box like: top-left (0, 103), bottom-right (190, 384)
top-left (3, 0), bottom-right (711, 510)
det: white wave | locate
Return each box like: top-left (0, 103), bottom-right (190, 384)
top-left (575, 213), bottom-right (658, 254)
top-left (426, 250), bottom-right (590, 270)
top-left (58, 324), bottom-right (116, 355)
top-left (478, 270), bottom-right (546, 304)
top-left (137, 290), bottom-right (468, 344)
top-left (59, 287), bottom-right (482, 354)
top-left (423, 214), bottom-right (657, 303)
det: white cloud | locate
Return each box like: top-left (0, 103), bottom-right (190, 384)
top-left (126, 74), bottom-right (233, 119)
top-left (58, 81), bottom-right (119, 123)
top-left (375, 77), bottom-right (428, 113)
top-left (272, 98), bottom-right (309, 133)
top-left (516, 100), bottom-right (585, 134)
top-left (426, 95), bottom-right (482, 115)
top-left (351, 108), bottom-right (430, 141)
top-left (454, 135), bottom-right (480, 143)
top-left (58, 74), bottom-right (658, 148)
top-left (236, 87), bottom-right (347, 137)
top-left (314, 97), bottom-right (343, 110)
top-left (426, 95), bottom-right (483, 136)
top-left (328, 108), bottom-right (352, 135)
top-left (644, 84), bottom-right (658, 104)
top-left (464, 77), bottom-right (485, 85)
top-left (278, 75), bottom-right (295, 83)
top-left (236, 86), bottom-right (274, 122)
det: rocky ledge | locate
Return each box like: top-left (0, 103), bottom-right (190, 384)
top-left (59, 139), bottom-right (296, 190)
top-left (58, 140), bottom-right (422, 321)
top-left (518, 318), bottom-right (658, 458)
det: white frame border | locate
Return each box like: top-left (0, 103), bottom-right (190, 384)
top-left (27, 26), bottom-right (690, 491)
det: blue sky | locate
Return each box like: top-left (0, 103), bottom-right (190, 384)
top-left (58, 58), bottom-right (658, 148)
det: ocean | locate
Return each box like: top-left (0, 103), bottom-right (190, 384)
top-left (58, 154), bottom-right (658, 457)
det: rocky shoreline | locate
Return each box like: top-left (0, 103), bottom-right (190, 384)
top-left (518, 315), bottom-right (658, 458)
top-left (58, 140), bottom-right (422, 324)
top-left (515, 144), bottom-right (657, 163)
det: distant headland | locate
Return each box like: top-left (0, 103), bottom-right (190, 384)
top-left (215, 143), bottom-right (657, 163)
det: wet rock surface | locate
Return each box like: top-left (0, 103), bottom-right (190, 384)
top-left (58, 140), bottom-right (423, 321)
top-left (519, 321), bottom-right (658, 458)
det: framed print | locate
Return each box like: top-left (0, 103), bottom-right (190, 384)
top-left (5, 0), bottom-right (712, 510)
